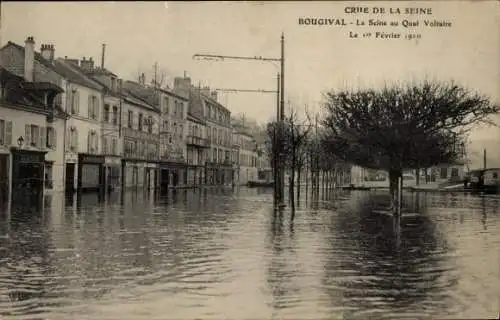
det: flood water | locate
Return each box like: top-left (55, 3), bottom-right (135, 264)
top-left (0, 188), bottom-right (499, 319)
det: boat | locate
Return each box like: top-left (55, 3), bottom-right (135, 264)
top-left (247, 180), bottom-right (274, 188)
top-left (465, 168), bottom-right (500, 194)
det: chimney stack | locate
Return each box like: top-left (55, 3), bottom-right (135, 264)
top-left (211, 91), bottom-right (218, 101)
top-left (101, 44), bottom-right (106, 69)
top-left (139, 73), bottom-right (146, 86)
top-left (40, 44), bottom-right (55, 63)
top-left (24, 36), bottom-right (35, 82)
top-left (80, 57), bottom-right (94, 70)
top-left (201, 86), bottom-right (211, 96)
top-left (173, 76), bottom-right (191, 99)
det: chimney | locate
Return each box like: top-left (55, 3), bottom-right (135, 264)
top-left (24, 36), bottom-right (35, 82)
top-left (201, 86), bottom-right (210, 96)
top-left (101, 44), bottom-right (106, 69)
top-left (173, 76), bottom-right (192, 99)
top-left (80, 57), bottom-right (94, 70)
top-left (117, 78), bottom-right (123, 92)
top-left (40, 44), bottom-right (55, 62)
top-left (139, 73), bottom-right (146, 86)
top-left (211, 91), bottom-right (218, 101)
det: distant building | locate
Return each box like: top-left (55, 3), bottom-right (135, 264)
top-left (232, 126), bottom-right (259, 185)
top-left (123, 76), bottom-right (190, 189)
top-left (174, 77), bottom-right (233, 186)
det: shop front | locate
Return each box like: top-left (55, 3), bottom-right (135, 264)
top-left (77, 154), bottom-right (105, 193)
top-left (104, 156), bottom-right (121, 192)
top-left (10, 148), bottom-right (47, 207)
top-left (159, 161), bottom-right (187, 190)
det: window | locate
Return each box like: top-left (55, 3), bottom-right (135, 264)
top-left (46, 127), bottom-right (57, 149)
top-left (88, 130), bottom-right (98, 153)
top-left (188, 124), bottom-right (193, 136)
top-left (88, 95), bottom-right (99, 120)
top-left (451, 168), bottom-right (459, 177)
top-left (111, 138), bottom-right (117, 155)
top-left (111, 77), bottom-right (116, 91)
top-left (128, 110), bottom-right (133, 128)
top-left (44, 162), bottom-right (53, 189)
top-left (138, 113), bottom-right (143, 131)
top-left (103, 104), bottom-right (110, 122)
top-left (147, 116), bottom-right (153, 133)
top-left (112, 106), bottom-right (118, 125)
top-left (212, 149), bottom-right (217, 162)
top-left (163, 120), bottom-right (169, 132)
top-left (25, 124), bottom-right (45, 148)
top-left (67, 126), bottom-right (78, 152)
top-left (0, 119), bottom-right (13, 146)
top-left (440, 168), bottom-right (448, 180)
top-left (102, 136), bottom-right (108, 154)
top-left (493, 172), bottom-right (498, 179)
top-left (179, 125), bottom-right (183, 138)
top-left (69, 89), bottom-right (79, 114)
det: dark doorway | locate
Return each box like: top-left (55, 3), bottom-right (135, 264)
top-left (172, 171), bottom-right (179, 187)
top-left (65, 163), bottom-right (75, 193)
top-left (0, 155), bottom-right (8, 210)
top-left (11, 150), bottom-right (45, 211)
top-left (160, 169), bottom-right (169, 191)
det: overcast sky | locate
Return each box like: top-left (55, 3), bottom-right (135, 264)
top-left (1, 1), bottom-right (499, 128)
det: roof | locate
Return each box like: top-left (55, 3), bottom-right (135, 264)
top-left (0, 67), bottom-right (68, 118)
top-left (54, 59), bottom-right (103, 91)
top-left (1, 41), bottom-right (103, 92)
top-left (187, 112), bottom-right (206, 125)
top-left (121, 88), bottom-right (158, 112)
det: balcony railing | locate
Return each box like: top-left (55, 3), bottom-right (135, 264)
top-left (186, 135), bottom-right (209, 148)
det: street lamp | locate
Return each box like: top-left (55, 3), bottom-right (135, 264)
top-left (17, 136), bottom-right (24, 148)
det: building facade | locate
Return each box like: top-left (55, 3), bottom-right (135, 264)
top-left (186, 114), bottom-right (209, 186)
top-left (124, 76), bottom-right (190, 189)
top-left (120, 89), bottom-right (160, 189)
top-left (0, 66), bottom-right (67, 209)
top-left (233, 128), bottom-right (259, 185)
top-left (76, 60), bottom-right (124, 192)
top-left (174, 78), bottom-right (234, 186)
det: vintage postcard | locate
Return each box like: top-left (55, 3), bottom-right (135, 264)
top-left (0, 1), bottom-right (499, 319)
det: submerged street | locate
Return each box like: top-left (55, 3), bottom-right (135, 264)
top-left (0, 188), bottom-right (499, 319)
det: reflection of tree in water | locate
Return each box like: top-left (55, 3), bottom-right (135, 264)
top-left (265, 211), bottom-right (302, 312)
top-left (0, 206), bottom-right (59, 317)
top-left (320, 192), bottom-right (458, 318)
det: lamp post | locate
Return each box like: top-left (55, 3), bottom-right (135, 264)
top-left (17, 136), bottom-right (24, 148)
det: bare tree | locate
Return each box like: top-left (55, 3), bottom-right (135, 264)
top-left (322, 80), bottom-right (499, 216)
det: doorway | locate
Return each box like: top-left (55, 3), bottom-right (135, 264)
top-left (65, 163), bottom-right (75, 193)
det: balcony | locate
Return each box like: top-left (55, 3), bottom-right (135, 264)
top-left (186, 135), bottom-right (209, 148)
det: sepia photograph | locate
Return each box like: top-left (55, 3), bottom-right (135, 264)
top-left (0, 1), bottom-right (499, 319)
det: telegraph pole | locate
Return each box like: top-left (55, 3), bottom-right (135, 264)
top-left (278, 33), bottom-right (285, 208)
top-left (193, 33), bottom-right (286, 209)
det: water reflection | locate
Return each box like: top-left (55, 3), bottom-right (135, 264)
top-left (0, 189), bottom-right (498, 319)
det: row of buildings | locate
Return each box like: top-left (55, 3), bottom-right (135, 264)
top-left (0, 36), bottom-right (269, 205)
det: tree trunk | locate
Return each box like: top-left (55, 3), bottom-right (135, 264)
top-left (290, 150), bottom-right (296, 220)
top-left (297, 165), bottom-right (302, 204)
top-left (416, 168), bottom-right (420, 186)
top-left (389, 169), bottom-right (403, 216)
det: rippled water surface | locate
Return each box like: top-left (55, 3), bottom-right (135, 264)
top-left (0, 188), bottom-right (499, 319)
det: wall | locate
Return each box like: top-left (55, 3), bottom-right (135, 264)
top-left (0, 105), bottom-right (65, 192)
top-left (63, 80), bottom-right (103, 156)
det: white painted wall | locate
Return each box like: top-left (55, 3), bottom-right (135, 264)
top-left (0, 105), bottom-right (66, 192)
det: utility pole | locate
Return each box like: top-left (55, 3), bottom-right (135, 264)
top-left (483, 149), bottom-right (487, 169)
top-left (278, 33), bottom-right (286, 208)
top-left (193, 33), bottom-right (286, 209)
